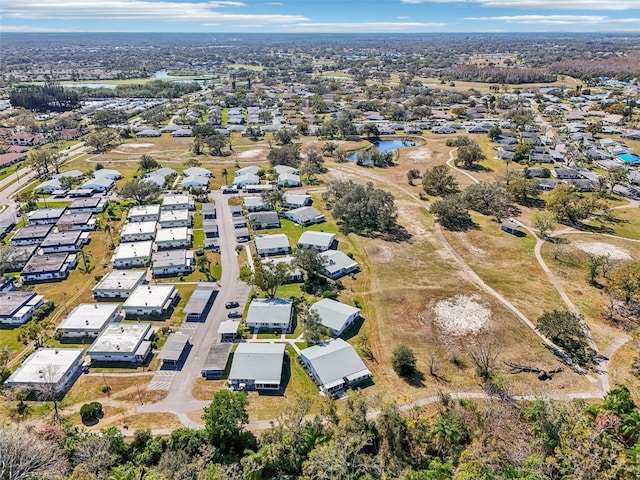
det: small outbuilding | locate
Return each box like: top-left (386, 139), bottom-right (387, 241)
top-left (183, 283), bottom-right (218, 322)
top-left (157, 333), bottom-right (190, 366)
top-left (201, 342), bottom-right (233, 379)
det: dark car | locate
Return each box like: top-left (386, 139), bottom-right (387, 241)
top-left (225, 301), bottom-right (240, 309)
top-left (227, 310), bottom-right (242, 319)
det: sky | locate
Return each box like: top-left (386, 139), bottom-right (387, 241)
top-left (2, 0), bottom-right (640, 34)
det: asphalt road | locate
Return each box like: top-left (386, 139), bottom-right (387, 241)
top-left (137, 191), bottom-right (251, 423)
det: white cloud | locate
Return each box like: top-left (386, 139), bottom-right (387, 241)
top-left (401, 0), bottom-right (640, 10)
top-left (396, 16), bottom-right (410, 19)
top-left (0, 0), bottom-right (308, 23)
top-left (465, 14), bottom-right (640, 24)
top-left (0, 24), bottom-right (74, 32)
top-left (286, 22), bottom-right (446, 32)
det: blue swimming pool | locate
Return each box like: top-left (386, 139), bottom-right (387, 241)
top-left (618, 153), bottom-right (640, 163)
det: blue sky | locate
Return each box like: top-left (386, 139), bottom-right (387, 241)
top-left (2, 0), bottom-right (640, 33)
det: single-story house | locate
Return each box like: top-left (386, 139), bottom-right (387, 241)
top-left (284, 206), bottom-right (326, 226)
top-left (0, 291), bottom-right (45, 326)
top-left (310, 298), bottom-right (361, 336)
top-left (181, 175), bottom-right (210, 190)
top-left (10, 224), bottom-right (52, 246)
top-left (93, 269), bottom-right (147, 300)
top-left (243, 184), bottom-right (274, 194)
top-left (162, 195), bottom-right (195, 211)
top-left (122, 284), bottom-right (179, 318)
top-left (68, 197), bottom-right (107, 214)
top-left (248, 211), bottom-right (281, 230)
top-left (111, 240), bottom-right (153, 268)
top-left (53, 170), bottom-right (83, 180)
top-left (56, 212), bottom-right (97, 232)
top-left (80, 177), bottom-right (114, 192)
top-left (234, 165), bottom-right (260, 177)
top-left (27, 208), bottom-right (66, 226)
top-left (274, 165), bottom-right (299, 176)
top-left (298, 231), bottom-right (336, 251)
top-left (5, 348), bottom-right (85, 393)
top-left (92, 169), bottom-right (122, 180)
top-left (21, 253), bottom-right (77, 283)
top-left (235, 228), bottom-right (250, 243)
top-left (34, 179), bottom-right (63, 194)
top-left (158, 209), bottom-right (191, 228)
top-left (87, 323), bottom-right (152, 363)
top-left (120, 221), bottom-right (157, 242)
top-left (278, 172), bottom-right (302, 187)
top-left (183, 167), bottom-right (213, 178)
top-left (55, 303), bottom-right (120, 339)
top-left (203, 219), bottom-right (219, 239)
top-left (151, 249), bottom-right (194, 277)
top-left (282, 193), bottom-right (312, 209)
top-left (255, 234), bottom-right (291, 257)
top-left (244, 196), bottom-right (272, 212)
top-left (233, 173), bottom-right (260, 187)
top-left (228, 343), bottom-right (285, 391)
top-left (154, 227), bottom-right (192, 250)
top-left (245, 297), bottom-right (294, 332)
top-left (40, 230), bottom-right (89, 254)
top-left (128, 204), bottom-right (161, 223)
top-left (300, 339), bottom-right (371, 394)
top-left (266, 256), bottom-right (303, 282)
top-left (321, 250), bottom-right (358, 279)
top-left (144, 167), bottom-right (177, 179)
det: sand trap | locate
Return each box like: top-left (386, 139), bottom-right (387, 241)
top-left (236, 149), bottom-right (265, 159)
top-left (433, 294), bottom-right (490, 336)
top-left (120, 143), bottom-right (155, 149)
top-left (407, 148), bottom-right (432, 161)
top-left (574, 241), bottom-right (631, 260)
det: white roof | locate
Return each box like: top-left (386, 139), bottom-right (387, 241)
top-left (246, 297), bottom-right (293, 326)
top-left (112, 240), bottom-right (153, 261)
top-left (6, 348), bottom-right (84, 386)
top-left (321, 250), bottom-right (358, 275)
top-left (234, 165), bottom-right (260, 176)
top-left (124, 284), bottom-right (177, 309)
top-left (233, 173), bottom-right (260, 185)
top-left (310, 298), bottom-right (360, 333)
top-left (88, 323), bottom-right (151, 355)
top-left (144, 167), bottom-right (177, 178)
top-left (159, 209), bottom-right (189, 222)
top-left (300, 339), bottom-right (370, 390)
top-left (282, 193), bottom-right (312, 206)
top-left (81, 177), bottom-right (114, 189)
top-left (120, 221), bottom-right (157, 237)
top-left (274, 165), bottom-right (299, 175)
top-left (128, 204), bottom-right (161, 218)
top-left (218, 320), bottom-right (240, 334)
top-left (93, 269), bottom-right (146, 292)
top-left (93, 169), bottom-right (122, 179)
top-left (162, 195), bottom-right (191, 207)
top-left (255, 234), bottom-right (289, 251)
top-left (229, 343), bottom-right (285, 384)
top-left (56, 303), bottom-right (120, 332)
top-left (155, 227), bottom-right (190, 242)
top-left (181, 175), bottom-right (209, 187)
top-left (298, 231), bottom-right (335, 248)
top-left (183, 167), bottom-right (212, 177)
top-left (244, 196), bottom-right (268, 208)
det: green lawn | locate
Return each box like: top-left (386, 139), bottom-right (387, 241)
top-left (262, 218), bottom-right (339, 245)
top-left (0, 162), bottom-right (24, 181)
top-left (192, 229), bottom-right (204, 248)
top-left (193, 211), bottom-right (203, 229)
top-left (0, 328), bottom-right (25, 355)
top-left (36, 201), bottom-right (72, 209)
top-left (276, 282), bottom-right (304, 298)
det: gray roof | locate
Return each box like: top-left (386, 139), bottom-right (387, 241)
top-left (321, 250), bottom-right (358, 276)
top-left (248, 211), bottom-right (280, 224)
top-left (286, 206), bottom-right (324, 224)
top-left (41, 230), bottom-right (82, 248)
top-left (158, 333), bottom-right (190, 362)
top-left (29, 208), bottom-right (66, 221)
top-left (218, 320), bottom-right (240, 335)
top-left (152, 249), bottom-right (192, 268)
top-left (11, 224), bottom-right (52, 241)
top-left (228, 343), bottom-right (285, 385)
top-left (183, 283), bottom-right (217, 316)
top-left (255, 234), bottom-right (290, 251)
top-left (246, 298), bottom-right (293, 326)
top-left (56, 303), bottom-right (119, 332)
top-left (0, 291), bottom-right (37, 317)
top-left (22, 253), bottom-right (72, 274)
top-left (298, 231), bottom-right (335, 249)
top-left (300, 339), bottom-right (371, 390)
top-left (310, 298), bottom-right (360, 333)
top-left (201, 342), bottom-right (232, 374)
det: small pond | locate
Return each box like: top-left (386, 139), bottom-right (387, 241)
top-left (348, 139), bottom-right (417, 162)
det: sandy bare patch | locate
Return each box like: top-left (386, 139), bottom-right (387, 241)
top-left (236, 149), bottom-right (266, 159)
top-left (573, 241), bottom-right (631, 260)
top-left (433, 294), bottom-right (490, 336)
top-left (407, 148), bottom-right (432, 162)
top-left (119, 143), bottom-right (155, 150)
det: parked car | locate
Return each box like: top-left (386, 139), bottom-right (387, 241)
top-left (225, 301), bottom-right (240, 309)
top-left (227, 310), bottom-right (242, 318)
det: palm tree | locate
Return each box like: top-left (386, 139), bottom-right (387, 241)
top-left (221, 168), bottom-right (229, 185)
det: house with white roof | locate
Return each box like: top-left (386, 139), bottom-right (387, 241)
top-left (228, 343), bottom-right (285, 391)
top-left (120, 221), bottom-right (157, 242)
top-left (162, 195), bottom-right (195, 211)
top-left (111, 240), bottom-right (153, 268)
top-left (151, 249), bottom-right (194, 277)
top-left (321, 250), bottom-right (359, 279)
top-left (274, 165), bottom-right (299, 176)
top-left (310, 298), bottom-right (361, 336)
top-left (298, 231), bottom-right (336, 251)
top-left (93, 168), bottom-right (122, 180)
top-left (183, 166), bottom-right (213, 177)
top-left (278, 172), bottom-right (302, 187)
top-left (128, 204), bottom-right (161, 223)
top-left (245, 297), bottom-right (294, 332)
top-left (158, 209), bottom-right (191, 228)
top-left (34, 179), bottom-right (63, 194)
top-left (80, 176), bottom-right (114, 192)
top-left (284, 206), bottom-right (325, 226)
top-left (144, 167), bottom-right (177, 179)
top-left (0, 291), bottom-right (45, 326)
top-left (40, 230), bottom-right (89, 254)
top-left (255, 234), bottom-right (291, 257)
top-left (123, 284), bottom-right (179, 318)
top-left (93, 269), bottom-right (147, 300)
top-left (233, 173), bottom-right (260, 187)
top-left (154, 227), bottom-right (192, 250)
top-left (244, 196), bottom-right (272, 212)
top-left (300, 339), bottom-right (371, 394)
top-left (55, 303), bottom-right (120, 339)
top-left (182, 175), bottom-right (210, 190)
top-left (87, 323), bottom-right (152, 363)
top-left (234, 165), bottom-right (261, 177)
top-left (5, 348), bottom-right (85, 392)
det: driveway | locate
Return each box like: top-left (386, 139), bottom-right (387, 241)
top-left (137, 191), bottom-right (251, 421)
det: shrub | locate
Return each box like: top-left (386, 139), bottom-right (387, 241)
top-left (100, 384), bottom-right (111, 394)
top-left (80, 401), bottom-right (103, 421)
top-left (391, 345), bottom-right (417, 377)
top-left (322, 290), bottom-right (338, 300)
top-left (32, 301), bottom-right (55, 322)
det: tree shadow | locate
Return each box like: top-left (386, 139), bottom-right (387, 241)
top-left (81, 411), bottom-right (103, 427)
top-left (380, 225), bottom-right (413, 243)
top-left (576, 223), bottom-right (615, 235)
top-left (401, 369), bottom-right (426, 387)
